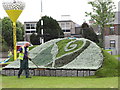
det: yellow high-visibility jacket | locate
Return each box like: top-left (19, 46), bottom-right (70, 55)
top-left (18, 46), bottom-right (29, 60)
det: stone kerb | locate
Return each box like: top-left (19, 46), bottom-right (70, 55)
top-left (1, 69), bottom-right (96, 77)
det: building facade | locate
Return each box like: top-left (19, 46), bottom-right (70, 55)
top-left (24, 20), bottom-right (81, 42)
top-left (24, 21), bottom-right (37, 41)
top-left (104, 12), bottom-right (120, 55)
top-left (58, 20), bottom-right (81, 38)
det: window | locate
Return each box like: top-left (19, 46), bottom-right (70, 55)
top-left (31, 31), bottom-right (36, 33)
top-left (26, 31), bottom-right (30, 33)
top-left (26, 24), bottom-right (30, 29)
top-left (110, 40), bottom-right (116, 48)
top-left (62, 29), bottom-right (70, 32)
top-left (66, 22), bottom-right (70, 28)
top-left (63, 30), bottom-right (66, 32)
top-left (61, 23), bottom-right (65, 28)
top-left (31, 24), bottom-right (36, 29)
top-left (66, 30), bottom-right (70, 32)
top-left (26, 23), bottom-right (36, 29)
top-left (109, 26), bottom-right (115, 35)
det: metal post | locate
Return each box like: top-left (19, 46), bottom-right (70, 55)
top-left (13, 22), bottom-right (17, 60)
top-left (40, 0), bottom-right (44, 44)
top-left (41, 19), bottom-right (44, 43)
top-left (2, 0), bottom-right (25, 61)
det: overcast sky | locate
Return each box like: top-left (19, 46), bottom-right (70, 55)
top-left (0, 0), bottom-right (119, 25)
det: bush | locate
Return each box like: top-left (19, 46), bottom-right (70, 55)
top-left (30, 33), bottom-right (40, 45)
top-left (81, 22), bottom-right (99, 44)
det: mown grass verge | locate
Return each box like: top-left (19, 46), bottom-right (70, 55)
top-left (2, 76), bottom-right (118, 88)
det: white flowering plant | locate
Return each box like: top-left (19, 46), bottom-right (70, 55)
top-left (5, 38), bottom-right (103, 69)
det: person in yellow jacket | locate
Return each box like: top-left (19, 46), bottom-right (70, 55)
top-left (8, 49), bottom-right (13, 58)
top-left (17, 42), bottom-right (31, 78)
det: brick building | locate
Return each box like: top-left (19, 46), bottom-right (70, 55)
top-left (104, 11), bottom-right (120, 55)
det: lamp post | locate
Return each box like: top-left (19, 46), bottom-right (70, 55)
top-left (40, 0), bottom-right (44, 44)
top-left (2, 0), bottom-right (25, 61)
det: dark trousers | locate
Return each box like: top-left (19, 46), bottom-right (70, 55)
top-left (18, 59), bottom-right (30, 77)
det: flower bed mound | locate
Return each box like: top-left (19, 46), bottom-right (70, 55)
top-left (29, 38), bottom-right (103, 69)
top-left (4, 38), bottom-right (104, 70)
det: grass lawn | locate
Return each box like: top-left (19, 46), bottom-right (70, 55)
top-left (95, 50), bottom-right (120, 77)
top-left (2, 76), bottom-right (118, 88)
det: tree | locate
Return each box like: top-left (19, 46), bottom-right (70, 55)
top-left (30, 33), bottom-right (40, 45)
top-left (1, 17), bottom-right (24, 48)
top-left (36, 16), bottom-right (64, 42)
top-left (81, 22), bottom-right (99, 44)
top-left (16, 21), bottom-right (24, 41)
top-left (0, 34), bottom-right (9, 52)
top-left (85, 0), bottom-right (116, 48)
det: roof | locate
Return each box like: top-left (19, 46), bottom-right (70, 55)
top-left (57, 20), bottom-right (74, 23)
top-left (24, 21), bottom-right (38, 24)
top-left (58, 20), bottom-right (80, 27)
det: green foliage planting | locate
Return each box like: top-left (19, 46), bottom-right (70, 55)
top-left (56, 39), bottom-right (84, 57)
top-left (95, 50), bottom-right (120, 77)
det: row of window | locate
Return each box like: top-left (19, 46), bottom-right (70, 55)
top-left (26, 31), bottom-right (36, 33)
top-left (26, 24), bottom-right (36, 29)
top-left (25, 22), bottom-right (71, 30)
top-left (63, 29), bottom-right (70, 32)
top-left (60, 22), bottom-right (71, 28)
top-left (26, 30), bottom-right (70, 33)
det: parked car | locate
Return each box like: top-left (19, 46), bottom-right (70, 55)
top-left (16, 41), bottom-right (33, 50)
